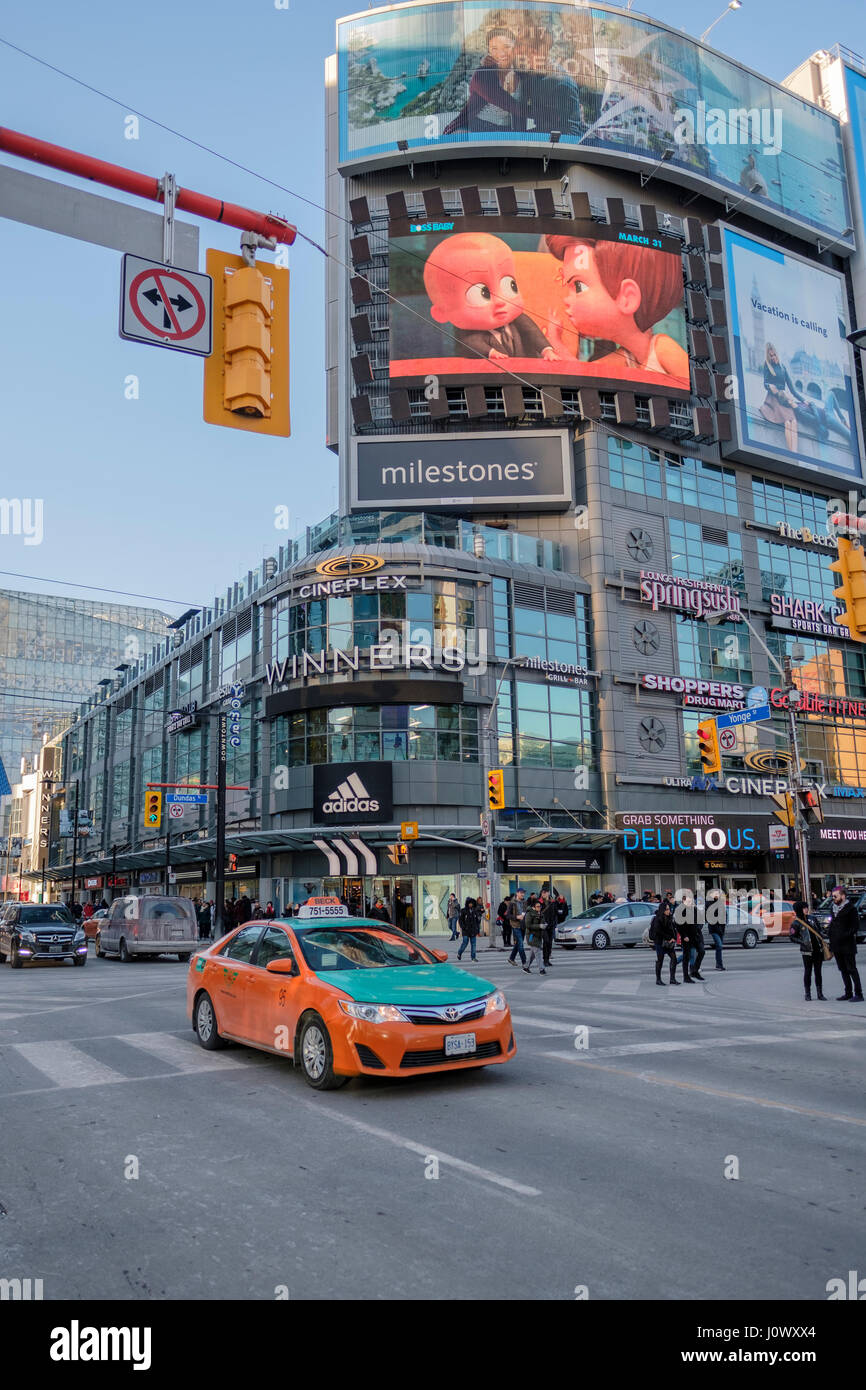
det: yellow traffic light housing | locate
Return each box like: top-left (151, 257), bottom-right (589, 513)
top-left (388, 844), bottom-right (409, 866)
top-left (144, 790), bottom-right (161, 830)
top-left (830, 537), bottom-right (866, 643)
top-left (770, 792), bottom-right (796, 826)
top-left (203, 249), bottom-right (290, 436)
top-left (696, 719), bottom-right (721, 776)
top-left (487, 769), bottom-right (505, 811)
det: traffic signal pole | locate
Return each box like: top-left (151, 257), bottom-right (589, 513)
top-left (214, 715), bottom-right (227, 938)
top-left (782, 655), bottom-right (812, 904)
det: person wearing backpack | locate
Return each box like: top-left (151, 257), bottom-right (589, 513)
top-left (456, 896), bottom-right (481, 962)
top-left (650, 898), bottom-right (679, 986)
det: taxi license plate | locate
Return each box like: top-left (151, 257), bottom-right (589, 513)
top-left (445, 1032), bottom-right (476, 1057)
top-left (49, 944), bottom-right (62, 954)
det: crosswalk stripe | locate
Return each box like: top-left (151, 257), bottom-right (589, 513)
top-left (544, 1028), bottom-right (866, 1060)
top-left (12, 1041), bottom-right (125, 1088)
top-left (117, 1032), bottom-right (246, 1072)
top-left (511, 1013), bottom-right (611, 1033)
top-left (601, 979), bottom-right (642, 995)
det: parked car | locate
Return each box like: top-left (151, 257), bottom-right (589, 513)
top-left (814, 889), bottom-right (866, 945)
top-left (83, 907), bottom-right (109, 940)
top-left (96, 895), bottom-right (198, 961)
top-left (555, 901), bottom-right (655, 950)
top-left (720, 906), bottom-right (767, 949)
top-left (757, 898), bottom-right (797, 940)
top-left (0, 903), bottom-right (88, 968)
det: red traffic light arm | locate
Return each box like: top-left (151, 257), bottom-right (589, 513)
top-left (0, 127), bottom-right (297, 245)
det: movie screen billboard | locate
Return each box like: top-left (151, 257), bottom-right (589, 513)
top-left (389, 217), bottom-right (689, 394)
top-left (338, 2), bottom-right (850, 240)
top-left (722, 227), bottom-right (863, 480)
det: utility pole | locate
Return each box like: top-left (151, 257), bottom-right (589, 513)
top-left (111, 843), bottom-right (117, 896)
top-left (69, 780), bottom-right (80, 909)
top-left (782, 656), bottom-right (812, 902)
top-left (214, 713), bottom-right (227, 937)
top-left (165, 826), bottom-right (172, 895)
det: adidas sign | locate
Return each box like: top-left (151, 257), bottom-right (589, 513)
top-left (322, 771), bottom-right (380, 815)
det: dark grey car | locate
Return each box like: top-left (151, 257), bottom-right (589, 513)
top-left (0, 903), bottom-right (88, 968)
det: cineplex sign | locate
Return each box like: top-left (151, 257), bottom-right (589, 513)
top-left (615, 812), bottom-right (771, 854)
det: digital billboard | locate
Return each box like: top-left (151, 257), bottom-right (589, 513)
top-left (337, 1), bottom-right (851, 240)
top-left (389, 216), bottom-right (690, 394)
top-left (722, 226), bottom-right (863, 481)
top-left (845, 67), bottom-right (866, 235)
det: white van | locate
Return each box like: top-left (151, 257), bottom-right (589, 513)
top-left (96, 895), bottom-right (198, 962)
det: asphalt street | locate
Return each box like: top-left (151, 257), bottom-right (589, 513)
top-left (1, 937), bottom-right (864, 1301)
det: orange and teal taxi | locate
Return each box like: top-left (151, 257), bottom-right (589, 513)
top-left (187, 899), bottom-right (515, 1089)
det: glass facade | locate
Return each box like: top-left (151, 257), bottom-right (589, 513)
top-left (668, 519), bottom-right (744, 591)
top-left (609, 439), bottom-right (739, 514)
top-left (0, 590), bottom-right (170, 780)
top-left (273, 579), bottom-right (478, 660)
top-left (272, 703), bottom-right (479, 766)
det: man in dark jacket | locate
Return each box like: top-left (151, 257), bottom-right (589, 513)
top-left (197, 900), bottom-right (212, 940)
top-left (541, 891), bottom-right (558, 968)
top-left (456, 897), bottom-right (481, 963)
top-left (236, 894), bottom-right (252, 925)
top-left (828, 887), bottom-right (863, 1001)
top-left (507, 890), bottom-right (527, 966)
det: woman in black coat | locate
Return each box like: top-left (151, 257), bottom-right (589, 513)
top-left (456, 897), bottom-right (481, 963)
top-left (650, 900), bottom-right (680, 986)
top-left (792, 897), bottom-right (826, 1001)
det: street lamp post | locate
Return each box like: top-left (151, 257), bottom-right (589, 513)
top-left (707, 608), bottom-right (812, 901)
top-left (701, 0), bottom-right (742, 44)
top-left (481, 656), bottom-right (526, 947)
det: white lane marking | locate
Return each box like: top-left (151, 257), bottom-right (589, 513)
top-left (296, 1097), bottom-right (541, 1198)
top-left (601, 979), bottom-right (641, 995)
top-left (0, 985), bottom-right (184, 1021)
top-left (544, 1028), bottom-right (866, 1060)
top-left (539, 978), bottom-right (573, 991)
top-left (511, 1013), bottom-right (610, 1033)
top-left (118, 1032), bottom-right (246, 1072)
top-left (12, 1041), bottom-right (126, 1088)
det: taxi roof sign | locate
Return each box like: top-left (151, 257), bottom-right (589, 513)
top-left (297, 896), bottom-right (350, 920)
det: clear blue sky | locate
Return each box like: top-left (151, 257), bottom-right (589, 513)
top-left (0, 0), bottom-right (863, 620)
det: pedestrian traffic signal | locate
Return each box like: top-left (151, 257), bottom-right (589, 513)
top-left (770, 791), bottom-right (796, 826)
top-left (227, 853), bottom-right (237, 872)
top-left (696, 720), bottom-right (721, 776)
top-left (388, 844), bottom-right (408, 866)
top-left (203, 249), bottom-right (290, 436)
top-left (487, 769), bottom-right (505, 811)
top-left (829, 537), bottom-right (866, 643)
top-left (143, 790), bottom-right (161, 829)
top-left (798, 787), bottom-right (824, 825)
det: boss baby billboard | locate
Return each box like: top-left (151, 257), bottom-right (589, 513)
top-left (388, 218), bottom-right (689, 394)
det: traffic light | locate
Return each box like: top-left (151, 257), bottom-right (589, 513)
top-left (696, 719), bottom-right (721, 776)
top-left (770, 792), bottom-right (796, 826)
top-left (203, 249), bottom-right (290, 436)
top-left (798, 787), bottom-right (824, 825)
top-left (388, 844), bottom-right (409, 866)
top-left (143, 790), bottom-right (161, 829)
top-left (829, 537), bottom-right (866, 643)
top-left (487, 768), bottom-right (505, 811)
top-left (228, 853), bottom-right (237, 872)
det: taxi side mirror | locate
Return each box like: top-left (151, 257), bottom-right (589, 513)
top-left (265, 958), bottom-right (297, 975)
top-left (432, 949), bottom-right (449, 963)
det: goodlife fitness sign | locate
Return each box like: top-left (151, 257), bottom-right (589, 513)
top-left (639, 572), bottom-right (742, 621)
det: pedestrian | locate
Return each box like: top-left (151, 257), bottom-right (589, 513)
top-left (198, 899), bottom-right (212, 940)
top-left (223, 899), bottom-right (236, 931)
top-left (446, 891), bottom-right (460, 941)
top-left (792, 897), bottom-right (827, 1001)
top-left (497, 895), bottom-right (512, 948)
top-left (369, 898), bottom-right (390, 923)
top-left (555, 892), bottom-right (569, 924)
top-left (675, 891), bottom-right (699, 983)
top-left (264, 901), bottom-right (276, 919)
top-left (507, 889), bottom-right (527, 966)
top-left (524, 894), bottom-right (545, 974)
top-left (82, 901), bottom-right (95, 921)
top-left (236, 894), bottom-right (252, 925)
top-left (649, 898), bottom-right (679, 986)
top-left (456, 896), bottom-right (481, 962)
top-left (541, 890), bottom-right (558, 968)
top-left (828, 885), bottom-right (863, 1001)
top-left (705, 889), bottom-right (727, 971)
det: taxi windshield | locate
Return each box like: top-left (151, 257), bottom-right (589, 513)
top-left (298, 927), bottom-right (438, 971)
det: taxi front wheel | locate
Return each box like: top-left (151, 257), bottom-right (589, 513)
top-left (298, 1014), bottom-right (348, 1091)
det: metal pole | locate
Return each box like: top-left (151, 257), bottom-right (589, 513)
top-left (111, 844), bottom-right (117, 897)
top-left (214, 714), bottom-right (227, 936)
top-left (40, 864), bottom-right (46, 904)
top-left (783, 657), bottom-right (812, 903)
top-left (481, 725), bottom-right (498, 947)
top-left (70, 780), bottom-right (79, 908)
top-left (3, 826), bottom-right (11, 902)
top-left (165, 825), bottom-right (171, 895)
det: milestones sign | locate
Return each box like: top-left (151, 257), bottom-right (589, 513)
top-left (351, 431), bottom-right (572, 511)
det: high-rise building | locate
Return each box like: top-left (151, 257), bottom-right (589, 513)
top-left (0, 589), bottom-right (172, 778)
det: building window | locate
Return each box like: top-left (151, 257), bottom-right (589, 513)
top-left (512, 589), bottom-right (591, 666)
top-left (111, 759), bottom-right (130, 821)
top-left (677, 619), bottom-right (752, 685)
top-left (767, 632), bottom-right (866, 702)
top-left (751, 477), bottom-right (835, 532)
top-left (273, 581), bottom-right (479, 661)
top-left (513, 680), bottom-right (595, 770)
top-left (668, 519), bottom-right (744, 591)
top-left (270, 703), bottom-right (479, 767)
top-left (757, 538), bottom-right (838, 609)
top-left (141, 745), bottom-right (164, 803)
top-left (609, 439), bottom-right (738, 514)
top-left (174, 728), bottom-right (203, 787)
top-left (492, 578), bottom-right (511, 661)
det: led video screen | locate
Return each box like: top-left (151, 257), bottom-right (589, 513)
top-left (338, 2), bottom-right (851, 240)
top-left (389, 217), bottom-right (690, 395)
top-left (722, 226), bottom-right (863, 480)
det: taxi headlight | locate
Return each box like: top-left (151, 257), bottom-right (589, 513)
top-left (339, 1000), bottom-right (406, 1024)
top-left (484, 991), bottom-right (507, 1014)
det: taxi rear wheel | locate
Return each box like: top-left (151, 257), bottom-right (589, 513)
top-left (298, 1014), bottom-right (348, 1091)
top-left (194, 992), bottom-right (227, 1051)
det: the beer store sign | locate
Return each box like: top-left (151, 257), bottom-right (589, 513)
top-left (639, 572), bottom-right (742, 622)
top-left (776, 522), bottom-right (836, 550)
top-left (769, 593), bottom-right (850, 641)
top-left (616, 812), bottom-right (768, 854)
top-left (640, 674), bottom-right (745, 711)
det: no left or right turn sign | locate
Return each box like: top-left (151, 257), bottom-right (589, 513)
top-left (719, 727), bottom-right (737, 752)
top-left (119, 254), bottom-right (213, 356)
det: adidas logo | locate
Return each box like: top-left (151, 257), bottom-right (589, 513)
top-left (322, 771), bottom-right (379, 815)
